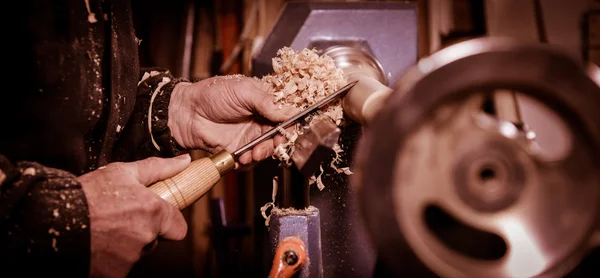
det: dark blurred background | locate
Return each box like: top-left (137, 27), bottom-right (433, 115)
top-left (125, 0), bottom-right (599, 277)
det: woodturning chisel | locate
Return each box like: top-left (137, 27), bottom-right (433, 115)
top-left (149, 80), bottom-right (358, 210)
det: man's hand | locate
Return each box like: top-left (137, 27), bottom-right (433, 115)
top-left (78, 155), bottom-right (191, 277)
top-left (168, 76), bottom-right (297, 166)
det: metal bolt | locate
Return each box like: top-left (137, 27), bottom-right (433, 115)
top-left (283, 250), bottom-right (299, 266)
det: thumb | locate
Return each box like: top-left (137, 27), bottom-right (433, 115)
top-left (128, 154), bottom-right (192, 186)
top-left (254, 94), bottom-right (299, 122)
top-left (158, 202), bottom-right (188, 240)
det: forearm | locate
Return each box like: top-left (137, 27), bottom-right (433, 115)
top-left (113, 68), bottom-right (190, 162)
top-left (0, 155), bottom-right (90, 276)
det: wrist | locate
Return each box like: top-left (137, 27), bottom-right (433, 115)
top-left (138, 72), bottom-right (190, 156)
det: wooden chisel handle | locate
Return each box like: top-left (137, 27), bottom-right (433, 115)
top-left (148, 150), bottom-right (236, 210)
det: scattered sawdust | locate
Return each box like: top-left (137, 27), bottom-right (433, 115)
top-left (270, 205), bottom-right (319, 216)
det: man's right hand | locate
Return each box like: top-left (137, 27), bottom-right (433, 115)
top-left (77, 155), bottom-right (191, 277)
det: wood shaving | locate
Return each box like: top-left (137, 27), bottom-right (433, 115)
top-left (312, 164), bottom-right (326, 191)
top-left (22, 167), bottom-right (36, 176)
top-left (84, 0), bottom-right (97, 24)
top-left (137, 70), bottom-right (163, 86)
top-left (52, 237), bottom-right (58, 252)
top-left (260, 176), bottom-right (279, 226)
top-left (262, 47), bottom-right (353, 188)
top-left (262, 47), bottom-right (346, 115)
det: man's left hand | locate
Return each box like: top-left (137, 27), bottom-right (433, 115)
top-left (167, 76), bottom-right (296, 166)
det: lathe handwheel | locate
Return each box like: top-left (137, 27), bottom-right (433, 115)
top-left (355, 38), bottom-right (600, 277)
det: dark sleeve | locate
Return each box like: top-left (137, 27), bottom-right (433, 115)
top-left (0, 155), bottom-right (90, 276)
top-left (112, 67), bottom-right (190, 162)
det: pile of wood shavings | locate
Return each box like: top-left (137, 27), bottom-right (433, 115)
top-left (261, 47), bottom-right (353, 191)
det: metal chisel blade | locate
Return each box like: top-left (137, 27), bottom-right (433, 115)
top-left (233, 80), bottom-right (358, 157)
